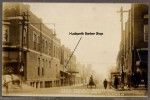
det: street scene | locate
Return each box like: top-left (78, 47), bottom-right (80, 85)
top-left (2, 3), bottom-right (148, 97)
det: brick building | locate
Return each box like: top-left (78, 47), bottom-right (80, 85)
top-left (2, 3), bottom-right (61, 88)
top-left (117, 4), bottom-right (148, 86)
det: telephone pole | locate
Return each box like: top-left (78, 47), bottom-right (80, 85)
top-left (117, 6), bottom-right (128, 89)
top-left (19, 11), bottom-right (29, 86)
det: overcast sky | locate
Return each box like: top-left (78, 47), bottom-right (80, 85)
top-left (27, 3), bottom-right (131, 79)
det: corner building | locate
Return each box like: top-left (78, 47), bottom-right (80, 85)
top-left (2, 3), bottom-right (61, 88)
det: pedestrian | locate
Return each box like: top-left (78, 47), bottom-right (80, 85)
top-left (131, 73), bottom-right (135, 87)
top-left (114, 75), bottom-right (119, 89)
top-left (134, 71), bottom-right (139, 88)
top-left (142, 71), bottom-right (147, 88)
top-left (137, 71), bottom-right (141, 87)
top-left (127, 71), bottom-right (132, 89)
top-left (103, 78), bottom-right (108, 89)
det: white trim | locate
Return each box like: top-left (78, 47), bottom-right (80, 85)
top-left (137, 48), bottom-right (148, 50)
top-left (2, 44), bottom-right (60, 61)
top-left (2, 45), bottom-right (21, 48)
top-left (30, 24), bottom-right (52, 40)
top-left (3, 22), bottom-right (10, 25)
top-left (24, 47), bottom-right (60, 61)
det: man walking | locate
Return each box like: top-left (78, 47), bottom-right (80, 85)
top-left (114, 75), bottom-right (119, 89)
top-left (103, 78), bottom-right (108, 89)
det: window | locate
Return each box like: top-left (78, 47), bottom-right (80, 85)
top-left (38, 58), bottom-right (40, 76)
top-left (144, 14), bottom-right (148, 42)
top-left (38, 67), bottom-right (40, 76)
top-left (49, 42), bottom-right (51, 55)
top-left (56, 47), bottom-right (58, 58)
top-left (58, 48), bottom-right (60, 58)
top-left (23, 26), bottom-right (27, 45)
top-left (37, 36), bottom-right (40, 51)
top-left (3, 25), bottom-right (9, 42)
top-left (33, 31), bottom-right (37, 50)
top-left (144, 24), bottom-right (148, 42)
top-left (49, 61), bottom-right (51, 68)
top-left (46, 41), bottom-right (47, 53)
top-left (42, 67), bottom-right (44, 76)
top-left (42, 59), bottom-right (44, 67)
top-left (42, 59), bottom-right (44, 76)
top-left (55, 46), bottom-right (56, 58)
top-left (46, 60), bottom-right (47, 67)
top-left (43, 39), bottom-right (45, 53)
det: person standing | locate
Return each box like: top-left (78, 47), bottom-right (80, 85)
top-left (114, 75), bottom-right (119, 89)
top-left (103, 78), bottom-right (108, 89)
top-left (127, 71), bottom-right (132, 89)
top-left (142, 71), bottom-right (147, 88)
top-left (137, 71), bottom-right (141, 87)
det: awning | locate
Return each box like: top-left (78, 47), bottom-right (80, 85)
top-left (67, 70), bottom-right (79, 74)
top-left (59, 76), bottom-right (65, 79)
top-left (136, 49), bottom-right (148, 67)
top-left (60, 70), bottom-right (70, 74)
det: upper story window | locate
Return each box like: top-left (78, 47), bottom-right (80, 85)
top-left (37, 35), bottom-right (40, 51)
top-left (33, 31), bottom-right (37, 50)
top-left (144, 14), bottom-right (148, 42)
top-left (23, 26), bottom-right (27, 45)
top-left (55, 47), bottom-right (57, 58)
top-left (54, 45), bottom-right (55, 57)
top-left (43, 38), bottom-right (45, 53)
top-left (49, 42), bottom-right (51, 55)
top-left (46, 41), bottom-right (47, 54)
top-left (144, 24), bottom-right (148, 42)
top-left (46, 60), bottom-right (47, 67)
top-left (2, 25), bottom-right (9, 42)
top-left (49, 61), bottom-right (51, 68)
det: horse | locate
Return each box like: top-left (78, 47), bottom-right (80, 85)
top-left (2, 74), bottom-right (22, 88)
top-left (87, 80), bottom-right (96, 88)
top-left (10, 74), bottom-right (22, 87)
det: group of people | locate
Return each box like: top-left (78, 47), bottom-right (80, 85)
top-left (103, 71), bottom-right (147, 90)
top-left (89, 71), bottom-right (147, 90)
top-left (127, 71), bottom-right (147, 88)
top-left (103, 75), bottom-right (119, 90)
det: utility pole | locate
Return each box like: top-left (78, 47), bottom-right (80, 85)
top-left (117, 6), bottom-right (128, 89)
top-left (20, 12), bottom-right (29, 86)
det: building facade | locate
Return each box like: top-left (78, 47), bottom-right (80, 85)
top-left (3, 3), bottom-right (61, 88)
top-left (117, 4), bottom-right (148, 86)
top-left (60, 45), bottom-right (79, 86)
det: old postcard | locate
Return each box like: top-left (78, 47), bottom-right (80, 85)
top-left (2, 3), bottom-right (148, 97)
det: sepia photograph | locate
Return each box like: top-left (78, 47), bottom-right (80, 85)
top-left (2, 2), bottom-right (148, 97)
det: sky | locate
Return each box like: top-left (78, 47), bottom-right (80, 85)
top-left (26, 3), bottom-right (131, 79)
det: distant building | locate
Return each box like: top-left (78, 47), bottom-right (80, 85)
top-left (60, 45), bottom-right (78, 86)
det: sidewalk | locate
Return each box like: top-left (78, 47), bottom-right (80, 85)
top-left (110, 85), bottom-right (147, 91)
top-left (2, 83), bottom-right (36, 95)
